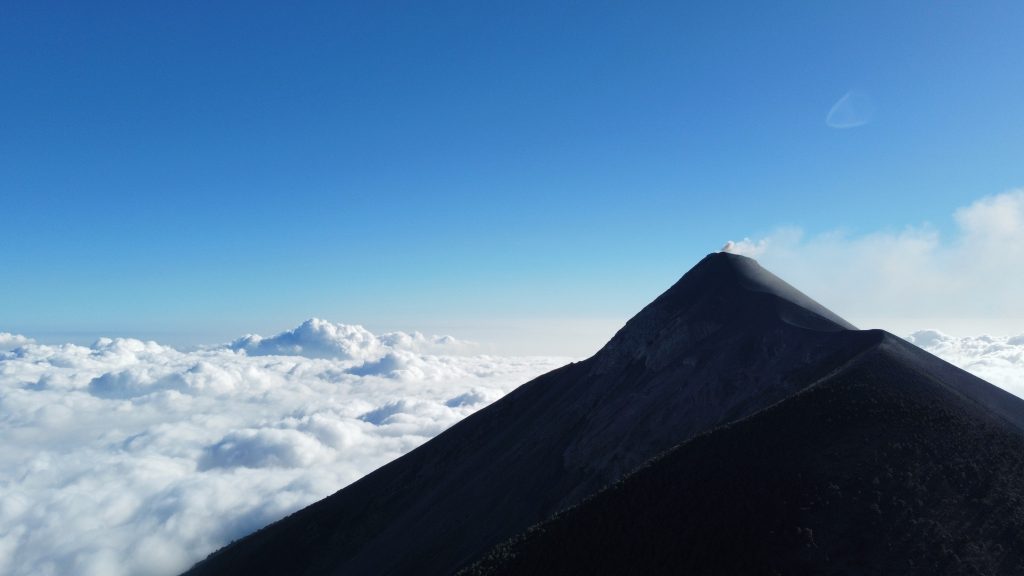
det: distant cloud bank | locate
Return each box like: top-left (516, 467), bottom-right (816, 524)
top-left (722, 190), bottom-right (1024, 330)
top-left (0, 320), bottom-right (567, 576)
top-left (906, 330), bottom-right (1024, 398)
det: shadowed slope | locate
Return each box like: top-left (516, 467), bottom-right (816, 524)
top-left (465, 333), bottom-right (1024, 576)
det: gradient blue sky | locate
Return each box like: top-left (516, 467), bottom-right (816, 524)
top-left (3, 2), bottom-right (1023, 354)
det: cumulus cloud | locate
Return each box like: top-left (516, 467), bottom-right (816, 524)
top-left (229, 318), bottom-right (475, 360)
top-left (907, 330), bottom-right (1024, 398)
top-left (0, 332), bottom-right (33, 350)
top-left (0, 322), bottom-right (566, 576)
top-left (721, 190), bottom-right (1024, 331)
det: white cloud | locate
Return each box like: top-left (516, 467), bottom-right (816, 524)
top-left (228, 318), bottom-right (475, 360)
top-left (0, 321), bottom-right (567, 576)
top-left (0, 333), bottom-right (33, 350)
top-left (722, 190), bottom-right (1024, 331)
top-left (907, 330), bottom-right (1024, 398)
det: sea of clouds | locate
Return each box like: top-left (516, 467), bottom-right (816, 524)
top-left (2, 318), bottom-right (1022, 576)
top-left (0, 319), bottom-right (567, 576)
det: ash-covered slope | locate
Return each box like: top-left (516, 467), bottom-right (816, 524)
top-left (465, 332), bottom-right (1024, 576)
top-left (184, 253), bottom-right (886, 576)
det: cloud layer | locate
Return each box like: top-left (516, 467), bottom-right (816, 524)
top-left (0, 320), bottom-right (567, 576)
top-left (906, 330), bottom-right (1024, 398)
top-left (722, 190), bottom-right (1024, 331)
top-left (5, 281), bottom-right (1023, 575)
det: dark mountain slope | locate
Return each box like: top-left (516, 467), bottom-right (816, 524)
top-left (184, 253), bottom-right (878, 576)
top-left (465, 332), bottom-right (1024, 576)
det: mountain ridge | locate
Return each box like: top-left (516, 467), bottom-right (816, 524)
top-left (183, 252), bottom-right (1024, 576)
top-left (463, 330), bottom-right (1024, 575)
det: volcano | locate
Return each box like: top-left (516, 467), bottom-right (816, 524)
top-left (184, 253), bottom-right (1024, 576)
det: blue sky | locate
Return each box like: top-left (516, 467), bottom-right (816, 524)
top-left (3, 1), bottom-right (1024, 354)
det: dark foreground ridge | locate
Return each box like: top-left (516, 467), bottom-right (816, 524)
top-left (184, 253), bottom-right (1024, 576)
top-left (464, 334), bottom-right (1024, 575)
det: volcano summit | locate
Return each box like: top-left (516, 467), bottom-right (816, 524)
top-left (185, 253), bottom-right (1024, 576)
